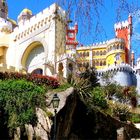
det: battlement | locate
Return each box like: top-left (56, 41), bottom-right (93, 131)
top-left (96, 63), bottom-right (135, 76)
top-left (13, 3), bottom-right (66, 41)
top-left (77, 38), bottom-right (124, 50)
top-left (0, 17), bottom-right (12, 33)
top-left (114, 20), bottom-right (129, 30)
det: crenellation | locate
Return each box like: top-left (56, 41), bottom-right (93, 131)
top-left (114, 20), bottom-right (129, 30)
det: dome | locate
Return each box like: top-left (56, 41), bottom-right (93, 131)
top-left (18, 8), bottom-right (33, 23)
top-left (20, 8), bottom-right (32, 15)
top-left (7, 18), bottom-right (17, 25)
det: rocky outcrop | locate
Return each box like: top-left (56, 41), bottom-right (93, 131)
top-left (7, 87), bottom-right (140, 140)
top-left (54, 90), bottom-right (140, 140)
top-left (13, 87), bottom-right (74, 140)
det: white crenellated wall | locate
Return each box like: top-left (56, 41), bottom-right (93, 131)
top-left (5, 3), bottom-right (67, 75)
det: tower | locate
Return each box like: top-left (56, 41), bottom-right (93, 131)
top-left (114, 15), bottom-right (132, 64)
top-left (66, 22), bottom-right (78, 60)
top-left (0, 0), bottom-right (8, 19)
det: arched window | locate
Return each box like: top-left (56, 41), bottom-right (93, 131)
top-left (107, 48), bottom-right (109, 52)
top-left (87, 52), bottom-right (89, 56)
top-left (100, 51), bottom-right (102, 56)
top-left (96, 61), bottom-right (99, 66)
top-left (100, 61), bottom-right (102, 66)
top-left (83, 52), bottom-right (85, 57)
top-left (96, 51), bottom-right (99, 56)
top-left (32, 68), bottom-right (43, 75)
top-left (103, 50), bottom-right (106, 55)
top-left (68, 63), bottom-right (73, 71)
top-left (58, 62), bottom-right (63, 71)
top-left (86, 62), bottom-right (89, 67)
top-left (103, 61), bottom-right (106, 65)
top-left (92, 61), bottom-right (95, 66)
top-left (113, 45), bottom-right (115, 50)
top-left (110, 46), bottom-right (113, 51)
top-left (93, 51), bottom-right (95, 56)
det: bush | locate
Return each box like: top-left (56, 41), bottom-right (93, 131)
top-left (0, 79), bottom-right (46, 136)
top-left (0, 72), bottom-right (60, 89)
top-left (130, 113), bottom-right (140, 123)
top-left (91, 87), bottom-right (108, 109)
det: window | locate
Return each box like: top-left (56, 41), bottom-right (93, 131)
top-left (115, 53), bottom-right (120, 61)
top-left (86, 52), bottom-right (89, 56)
top-left (96, 51), bottom-right (99, 56)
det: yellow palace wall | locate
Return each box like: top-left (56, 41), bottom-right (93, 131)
top-left (76, 38), bottom-right (126, 70)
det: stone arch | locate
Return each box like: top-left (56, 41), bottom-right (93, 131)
top-left (21, 42), bottom-right (45, 74)
top-left (20, 38), bottom-right (51, 75)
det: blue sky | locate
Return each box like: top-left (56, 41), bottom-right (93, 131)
top-left (7, 0), bottom-right (140, 61)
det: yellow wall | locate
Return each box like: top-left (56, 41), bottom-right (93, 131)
top-left (106, 51), bottom-right (125, 66)
top-left (76, 43), bottom-right (126, 70)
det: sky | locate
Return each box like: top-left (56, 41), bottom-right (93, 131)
top-left (6, 0), bottom-right (140, 61)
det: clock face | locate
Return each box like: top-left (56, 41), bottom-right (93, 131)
top-left (68, 32), bottom-right (74, 38)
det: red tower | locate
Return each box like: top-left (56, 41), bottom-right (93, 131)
top-left (66, 22), bottom-right (78, 49)
top-left (114, 15), bottom-right (132, 64)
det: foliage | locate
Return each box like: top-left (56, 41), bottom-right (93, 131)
top-left (73, 66), bottom-right (108, 110)
top-left (79, 67), bottom-right (99, 89)
top-left (103, 83), bottom-right (121, 100)
top-left (0, 79), bottom-right (46, 136)
top-left (0, 72), bottom-right (60, 89)
top-left (114, 86), bottom-right (138, 107)
top-left (73, 67), bottom-right (99, 101)
top-left (101, 71), bottom-right (138, 107)
top-left (108, 101), bottom-right (130, 121)
top-left (90, 86), bottom-right (108, 109)
top-left (130, 113), bottom-right (140, 123)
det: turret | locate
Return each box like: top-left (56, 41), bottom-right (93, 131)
top-left (66, 22), bottom-right (78, 60)
top-left (114, 15), bottom-right (132, 64)
top-left (0, 0), bottom-right (8, 19)
top-left (18, 8), bottom-right (33, 24)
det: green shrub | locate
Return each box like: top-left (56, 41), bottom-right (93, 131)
top-left (130, 113), bottom-right (140, 123)
top-left (0, 79), bottom-right (46, 135)
top-left (91, 87), bottom-right (108, 109)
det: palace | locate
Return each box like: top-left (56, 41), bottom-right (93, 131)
top-left (0, 1), bottom-right (140, 93)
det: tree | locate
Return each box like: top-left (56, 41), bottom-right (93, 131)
top-left (56, 0), bottom-right (140, 42)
